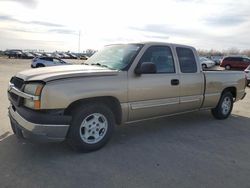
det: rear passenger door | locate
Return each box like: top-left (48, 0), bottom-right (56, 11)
top-left (176, 47), bottom-right (204, 111)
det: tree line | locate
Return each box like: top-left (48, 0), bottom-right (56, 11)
top-left (197, 48), bottom-right (250, 57)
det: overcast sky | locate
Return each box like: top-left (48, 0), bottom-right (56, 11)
top-left (0, 0), bottom-right (250, 51)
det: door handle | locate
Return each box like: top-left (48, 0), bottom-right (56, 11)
top-left (171, 79), bottom-right (179, 86)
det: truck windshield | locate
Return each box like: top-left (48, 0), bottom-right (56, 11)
top-left (85, 44), bottom-right (143, 70)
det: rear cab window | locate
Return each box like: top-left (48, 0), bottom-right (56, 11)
top-left (176, 47), bottom-right (197, 73)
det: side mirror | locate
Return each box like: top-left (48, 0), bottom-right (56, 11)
top-left (135, 62), bottom-right (157, 75)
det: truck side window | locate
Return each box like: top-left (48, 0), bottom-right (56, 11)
top-left (176, 47), bottom-right (197, 73)
top-left (139, 46), bottom-right (175, 73)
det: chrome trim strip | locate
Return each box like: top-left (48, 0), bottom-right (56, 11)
top-left (180, 99), bottom-right (200, 103)
top-left (180, 95), bottom-right (202, 103)
top-left (130, 98), bottom-right (179, 110)
top-left (205, 93), bottom-right (221, 97)
top-left (8, 83), bottom-right (39, 100)
top-left (126, 109), bottom-right (198, 124)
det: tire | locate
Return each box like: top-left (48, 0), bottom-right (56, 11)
top-left (36, 64), bottom-right (45, 68)
top-left (67, 103), bottom-right (115, 152)
top-left (211, 92), bottom-right (233, 120)
top-left (202, 64), bottom-right (207, 69)
top-left (225, 65), bottom-right (231, 70)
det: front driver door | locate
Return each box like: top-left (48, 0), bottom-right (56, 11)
top-left (128, 45), bottom-right (180, 121)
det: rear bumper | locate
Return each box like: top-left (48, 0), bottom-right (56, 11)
top-left (8, 105), bottom-right (71, 142)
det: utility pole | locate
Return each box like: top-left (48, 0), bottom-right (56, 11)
top-left (78, 30), bottom-right (81, 53)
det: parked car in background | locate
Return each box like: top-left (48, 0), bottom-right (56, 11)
top-left (31, 56), bottom-right (70, 68)
top-left (53, 53), bottom-right (63, 59)
top-left (42, 52), bottom-right (52, 57)
top-left (79, 55), bottom-right (89, 60)
top-left (30, 52), bottom-right (42, 57)
top-left (4, 50), bottom-right (23, 58)
top-left (210, 56), bottom-right (223, 65)
top-left (66, 53), bottom-right (78, 59)
top-left (21, 52), bottom-right (34, 59)
top-left (245, 65), bottom-right (250, 86)
top-left (60, 53), bottom-right (71, 59)
top-left (220, 56), bottom-right (250, 70)
top-left (199, 57), bottom-right (215, 69)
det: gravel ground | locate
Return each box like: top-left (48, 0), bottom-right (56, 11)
top-left (0, 57), bottom-right (250, 188)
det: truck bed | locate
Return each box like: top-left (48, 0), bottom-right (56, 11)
top-left (202, 70), bottom-right (246, 108)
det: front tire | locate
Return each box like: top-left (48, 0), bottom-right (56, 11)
top-left (211, 92), bottom-right (233, 120)
top-left (67, 103), bottom-right (115, 152)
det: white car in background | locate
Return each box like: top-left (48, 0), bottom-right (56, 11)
top-left (245, 65), bottom-right (250, 86)
top-left (210, 56), bottom-right (223, 65)
top-left (199, 57), bottom-right (216, 69)
top-left (31, 56), bottom-right (70, 68)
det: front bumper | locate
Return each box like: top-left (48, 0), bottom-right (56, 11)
top-left (8, 105), bottom-right (71, 142)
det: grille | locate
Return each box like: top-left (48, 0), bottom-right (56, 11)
top-left (10, 92), bottom-right (18, 101)
top-left (10, 77), bottom-right (24, 89)
top-left (9, 77), bottom-right (25, 104)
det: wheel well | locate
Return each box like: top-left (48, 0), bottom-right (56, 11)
top-left (64, 96), bottom-right (122, 125)
top-left (222, 87), bottom-right (236, 99)
top-left (36, 63), bottom-right (44, 67)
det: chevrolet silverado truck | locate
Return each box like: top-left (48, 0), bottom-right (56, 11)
top-left (8, 42), bottom-right (247, 152)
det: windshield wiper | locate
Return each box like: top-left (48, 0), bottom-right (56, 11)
top-left (91, 63), bottom-right (116, 70)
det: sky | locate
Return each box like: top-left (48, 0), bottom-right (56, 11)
top-left (0, 0), bottom-right (250, 52)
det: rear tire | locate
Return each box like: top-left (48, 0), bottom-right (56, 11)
top-left (211, 92), bottom-right (233, 120)
top-left (202, 64), bottom-right (207, 69)
top-left (225, 65), bottom-right (231, 70)
top-left (67, 103), bottom-right (115, 152)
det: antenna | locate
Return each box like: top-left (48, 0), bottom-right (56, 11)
top-left (78, 30), bottom-right (81, 53)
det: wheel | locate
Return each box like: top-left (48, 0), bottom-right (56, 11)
top-left (225, 65), bottom-right (231, 70)
top-left (36, 64), bottom-right (45, 68)
top-left (67, 103), bottom-right (115, 152)
top-left (202, 64), bottom-right (207, 69)
top-left (211, 92), bottom-right (233, 120)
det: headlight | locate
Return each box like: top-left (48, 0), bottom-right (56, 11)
top-left (23, 83), bottom-right (44, 109)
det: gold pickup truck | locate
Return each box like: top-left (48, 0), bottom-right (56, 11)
top-left (8, 42), bottom-right (246, 152)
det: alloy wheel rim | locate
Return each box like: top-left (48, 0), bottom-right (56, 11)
top-left (79, 113), bottom-right (108, 144)
top-left (221, 96), bottom-right (231, 115)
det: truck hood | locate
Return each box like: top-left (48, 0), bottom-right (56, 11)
top-left (16, 65), bottom-right (119, 82)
